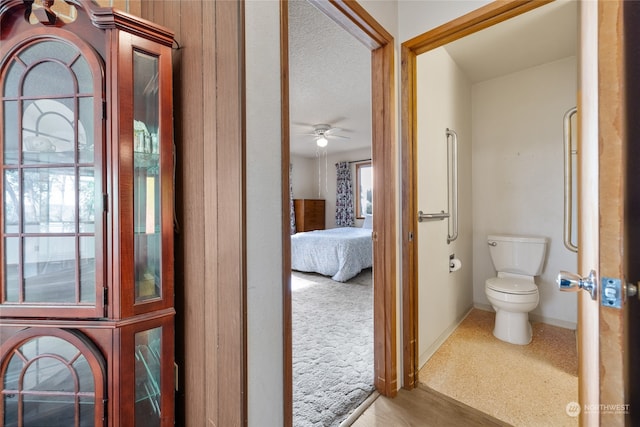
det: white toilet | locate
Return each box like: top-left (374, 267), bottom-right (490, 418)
top-left (485, 234), bottom-right (548, 345)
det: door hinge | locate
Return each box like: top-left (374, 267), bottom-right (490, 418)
top-left (102, 100), bottom-right (107, 120)
top-left (103, 193), bottom-right (108, 213)
top-left (103, 287), bottom-right (108, 306)
top-left (408, 231), bottom-right (414, 242)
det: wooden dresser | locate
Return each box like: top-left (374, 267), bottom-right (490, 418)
top-left (294, 199), bottom-right (326, 231)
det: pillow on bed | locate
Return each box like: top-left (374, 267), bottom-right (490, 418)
top-left (362, 214), bottom-right (373, 229)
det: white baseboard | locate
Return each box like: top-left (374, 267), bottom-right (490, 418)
top-left (529, 312), bottom-right (577, 330)
top-left (473, 302), bottom-right (494, 313)
top-left (473, 303), bottom-right (577, 330)
top-left (418, 306), bottom-right (473, 369)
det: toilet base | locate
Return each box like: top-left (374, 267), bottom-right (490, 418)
top-left (492, 309), bottom-right (532, 345)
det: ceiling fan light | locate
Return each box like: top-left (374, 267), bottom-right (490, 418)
top-left (316, 136), bottom-right (328, 147)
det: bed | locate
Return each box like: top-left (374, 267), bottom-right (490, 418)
top-left (291, 226), bottom-right (373, 282)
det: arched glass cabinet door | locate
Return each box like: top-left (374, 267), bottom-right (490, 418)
top-left (0, 328), bottom-right (106, 427)
top-left (1, 34), bottom-right (105, 319)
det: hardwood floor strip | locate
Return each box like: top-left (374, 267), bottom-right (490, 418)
top-left (351, 387), bottom-right (511, 427)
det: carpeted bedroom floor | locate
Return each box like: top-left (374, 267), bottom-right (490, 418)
top-left (292, 268), bottom-right (374, 427)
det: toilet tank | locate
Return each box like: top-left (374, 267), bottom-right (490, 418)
top-left (487, 234), bottom-right (549, 276)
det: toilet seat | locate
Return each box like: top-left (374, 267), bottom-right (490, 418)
top-left (486, 277), bottom-right (537, 295)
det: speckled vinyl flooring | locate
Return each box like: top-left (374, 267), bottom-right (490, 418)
top-left (418, 308), bottom-right (578, 427)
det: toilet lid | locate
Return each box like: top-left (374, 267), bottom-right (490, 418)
top-left (486, 277), bottom-right (538, 295)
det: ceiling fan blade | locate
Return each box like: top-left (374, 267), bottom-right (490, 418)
top-left (324, 127), bottom-right (343, 135)
top-left (292, 121), bottom-right (317, 127)
top-left (327, 134), bottom-right (350, 140)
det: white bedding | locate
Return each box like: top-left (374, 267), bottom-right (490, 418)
top-left (291, 227), bottom-right (372, 282)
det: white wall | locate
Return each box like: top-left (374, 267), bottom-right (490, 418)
top-left (471, 56), bottom-right (578, 328)
top-left (359, 0), bottom-right (398, 39)
top-left (416, 47), bottom-right (474, 366)
top-left (245, 1), bottom-right (283, 425)
top-left (398, 1), bottom-right (492, 42)
top-left (290, 154), bottom-right (316, 199)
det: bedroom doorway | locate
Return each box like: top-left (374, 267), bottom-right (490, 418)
top-left (282, 1), bottom-right (396, 426)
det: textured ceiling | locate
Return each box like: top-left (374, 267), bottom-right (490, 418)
top-left (288, 0), bottom-right (577, 158)
top-left (288, 0), bottom-right (372, 159)
top-left (444, 0), bottom-right (577, 83)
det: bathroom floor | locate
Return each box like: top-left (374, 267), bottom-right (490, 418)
top-left (418, 308), bottom-right (578, 427)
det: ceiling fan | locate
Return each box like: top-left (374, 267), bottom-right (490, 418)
top-left (302, 123), bottom-right (350, 147)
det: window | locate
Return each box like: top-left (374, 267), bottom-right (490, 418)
top-left (355, 162), bottom-right (372, 219)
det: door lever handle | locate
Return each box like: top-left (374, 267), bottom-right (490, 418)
top-left (557, 270), bottom-right (598, 301)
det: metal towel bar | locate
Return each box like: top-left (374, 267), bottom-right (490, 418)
top-left (418, 210), bottom-right (449, 221)
top-left (563, 107), bottom-right (578, 253)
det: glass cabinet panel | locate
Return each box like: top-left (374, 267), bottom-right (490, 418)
top-left (2, 2), bottom-right (175, 425)
top-left (133, 50), bottom-right (161, 302)
top-left (3, 100), bottom-right (18, 164)
top-left (24, 236), bottom-right (76, 303)
top-left (134, 327), bottom-right (162, 426)
top-left (2, 335), bottom-right (97, 427)
top-left (1, 39), bottom-right (99, 311)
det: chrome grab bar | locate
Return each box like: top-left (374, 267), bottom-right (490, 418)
top-left (418, 210), bottom-right (449, 222)
top-left (563, 107), bottom-right (578, 252)
top-left (446, 128), bottom-right (458, 244)
top-left (417, 128), bottom-right (459, 245)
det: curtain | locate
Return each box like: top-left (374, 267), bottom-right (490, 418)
top-left (290, 163), bottom-right (296, 234)
top-left (335, 161), bottom-right (355, 227)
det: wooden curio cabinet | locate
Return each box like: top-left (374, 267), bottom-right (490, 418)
top-left (0, 0), bottom-right (175, 425)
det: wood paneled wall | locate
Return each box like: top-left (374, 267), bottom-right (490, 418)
top-left (139, 2), bottom-right (246, 425)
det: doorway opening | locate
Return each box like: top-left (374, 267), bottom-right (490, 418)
top-left (281, 1), bottom-right (396, 426)
top-left (402, 1), bottom-right (579, 424)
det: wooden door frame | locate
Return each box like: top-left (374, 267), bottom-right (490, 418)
top-left (400, 0), bottom-right (553, 390)
top-left (595, 0), bottom-right (626, 425)
top-left (281, 1), bottom-right (397, 425)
